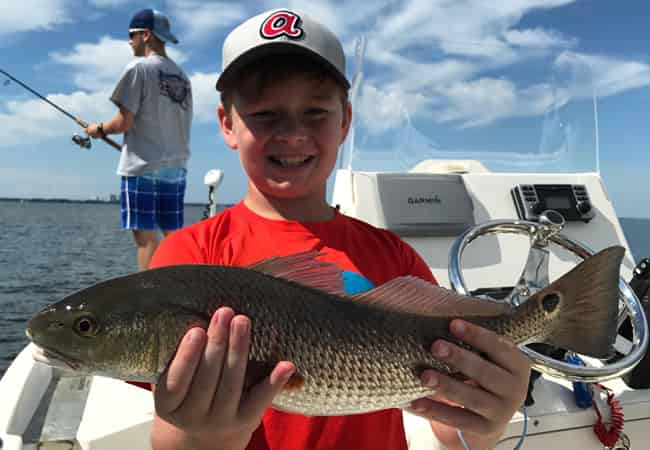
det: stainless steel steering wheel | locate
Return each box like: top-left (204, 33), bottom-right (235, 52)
top-left (448, 212), bottom-right (648, 382)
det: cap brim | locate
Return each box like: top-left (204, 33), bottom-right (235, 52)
top-left (152, 30), bottom-right (178, 44)
top-left (216, 42), bottom-right (349, 91)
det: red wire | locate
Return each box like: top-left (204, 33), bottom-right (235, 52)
top-left (591, 383), bottom-right (624, 448)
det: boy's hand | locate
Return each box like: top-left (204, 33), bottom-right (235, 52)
top-left (153, 307), bottom-right (295, 450)
top-left (407, 319), bottom-right (531, 450)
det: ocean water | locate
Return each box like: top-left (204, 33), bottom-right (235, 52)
top-left (0, 201), bottom-right (212, 377)
top-left (0, 201), bottom-right (649, 377)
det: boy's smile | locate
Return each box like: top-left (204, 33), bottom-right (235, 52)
top-left (268, 154), bottom-right (315, 168)
top-left (219, 73), bottom-right (351, 220)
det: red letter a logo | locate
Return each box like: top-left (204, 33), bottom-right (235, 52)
top-left (260, 11), bottom-right (303, 39)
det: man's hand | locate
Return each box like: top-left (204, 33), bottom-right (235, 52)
top-left (85, 107), bottom-right (134, 139)
top-left (151, 307), bottom-right (296, 450)
top-left (85, 123), bottom-right (104, 139)
top-left (407, 319), bottom-right (531, 450)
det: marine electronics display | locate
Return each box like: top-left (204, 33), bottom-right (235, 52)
top-left (349, 173), bottom-right (475, 236)
top-left (511, 184), bottom-right (595, 223)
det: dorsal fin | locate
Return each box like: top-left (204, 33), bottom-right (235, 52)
top-left (246, 251), bottom-right (345, 296)
top-left (350, 276), bottom-right (513, 317)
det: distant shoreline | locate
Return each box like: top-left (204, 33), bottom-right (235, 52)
top-left (1, 197), bottom-right (647, 220)
top-left (0, 197), bottom-right (230, 208)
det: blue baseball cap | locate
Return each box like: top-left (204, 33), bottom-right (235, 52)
top-left (129, 9), bottom-right (178, 44)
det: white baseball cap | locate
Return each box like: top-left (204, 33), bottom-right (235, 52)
top-left (216, 9), bottom-right (349, 91)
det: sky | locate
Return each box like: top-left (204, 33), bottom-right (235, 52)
top-left (1, 0), bottom-right (649, 217)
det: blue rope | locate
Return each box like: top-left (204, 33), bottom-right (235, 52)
top-left (456, 406), bottom-right (528, 450)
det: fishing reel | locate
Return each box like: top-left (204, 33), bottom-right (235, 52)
top-left (448, 211), bottom-right (648, 383)
top-left (72, 133), bottom-right (92, 150)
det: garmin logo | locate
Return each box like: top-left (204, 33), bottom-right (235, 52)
top-left (408, 195), bottom-right (441, 205)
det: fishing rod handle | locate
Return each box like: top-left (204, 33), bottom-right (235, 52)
top-left (102, 135), bottom-right (122, 151)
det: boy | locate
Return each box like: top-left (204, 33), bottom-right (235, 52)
top-left (147, 9), bottom-right (530, 450)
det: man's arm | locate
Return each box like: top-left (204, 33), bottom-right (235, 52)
top-left (86, 105), bottom-right (134, 138)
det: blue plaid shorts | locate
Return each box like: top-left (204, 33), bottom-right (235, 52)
top-left (121, 168), bottom-right (187, 231)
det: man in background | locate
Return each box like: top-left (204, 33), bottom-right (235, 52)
top-left (87, 8), bottom-right (193, 270)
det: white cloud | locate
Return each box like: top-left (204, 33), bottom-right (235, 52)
top-left (343, 1), bottom-right (649, 131)
top-left (555, 51), bottom-right (650, 98)
top-left (50, 36), bottom-right (189, 91)
top-left (355, 84), bottom-right (429, 133)
top-left (271, 0), bottom-right (391, 37)
top-left (0, 63), bottom-right (215, 150)
top-left (381, 46), bottom-right (650, 131)
top-left (50, 37), bottom-right (134, 91)
top-left (0, 29), bottom-right (199, 149)
top-left (503, 27), bottom-right (575, 49)
top-left (368, 0), bottom-right (574, 57)
top-left (0, 90), bottom-right (116, 147)
top-left (4, 0), bottom-right (650, 153)
top-left (89, 0), bottom-right (131, 7)
top-left (0, 0), bottom-right (70, 35)
top-left (333, 0), bottom-right (583, 135)
top-left (168, 0), bottom-right (248, 42)
top-left (189, 71), bottom-right (220, 123)
top-left (436, 77), bottom-right (518, 127)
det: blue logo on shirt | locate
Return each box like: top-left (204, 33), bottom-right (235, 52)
top-left (158, 70), bottom-right (190, 109)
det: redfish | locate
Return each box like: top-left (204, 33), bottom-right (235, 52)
top-left (26, 247), bottom-right (623, 415)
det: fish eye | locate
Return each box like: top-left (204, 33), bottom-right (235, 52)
top-left (74, 315), bottom-right (99, 337)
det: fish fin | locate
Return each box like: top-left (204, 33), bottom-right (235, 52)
top-left (538, 245), bottom-right (624, 358)
top-left (247, 251), bottom-right (345, 295)
top-left (349, 276), bottom-right (512, 317)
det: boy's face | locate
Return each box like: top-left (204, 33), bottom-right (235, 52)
top-left (218, 72), bottom-right (351, 204)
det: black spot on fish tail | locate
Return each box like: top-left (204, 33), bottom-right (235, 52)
top-left (542, 293), bottom-right (560, 313)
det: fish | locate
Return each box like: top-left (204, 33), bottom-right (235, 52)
top-left (26, 246), bottom-right (624, 416)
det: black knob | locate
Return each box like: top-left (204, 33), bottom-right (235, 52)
top-left (576, 201), bottom-right (591, 215)
top-left (532, 202), bottom-right (545, 215)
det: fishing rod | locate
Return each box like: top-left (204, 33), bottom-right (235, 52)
top-left (0, 68), bottom-right (121, 152)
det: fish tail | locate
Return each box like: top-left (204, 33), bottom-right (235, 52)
top-left (537, 246), bottom-right (624, 358)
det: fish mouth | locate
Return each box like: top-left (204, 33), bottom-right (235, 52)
top-left (31, 344), bottom-right (81, 371)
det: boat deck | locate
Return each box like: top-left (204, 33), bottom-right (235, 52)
top-left (23, 373), bottom-right (90, 448)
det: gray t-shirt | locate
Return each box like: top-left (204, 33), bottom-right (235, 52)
top-left (112, 55), bottom-right (192, 176)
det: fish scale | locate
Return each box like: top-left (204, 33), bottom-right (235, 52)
top-left (230, 278), bottom-right (438, 414)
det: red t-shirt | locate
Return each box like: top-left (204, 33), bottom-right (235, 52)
top-left (149, 202), bottom-right (437, 450)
